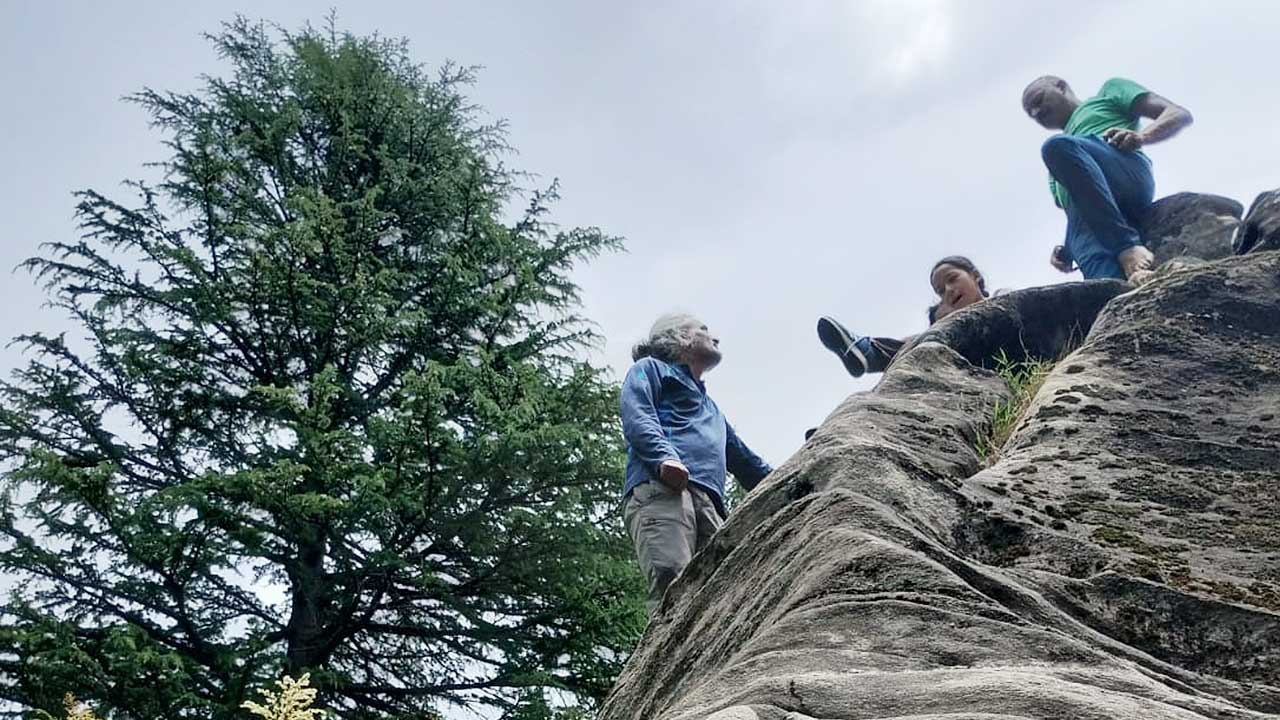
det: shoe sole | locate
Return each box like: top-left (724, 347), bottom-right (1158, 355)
top-left (816, 317), bottom-right (867, 378)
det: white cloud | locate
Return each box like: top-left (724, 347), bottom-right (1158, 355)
top-left (879, 0), bottom-right (953, 85)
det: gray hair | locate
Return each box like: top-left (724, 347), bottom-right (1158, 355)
top-left (632, 312), bottom-right (700, 362)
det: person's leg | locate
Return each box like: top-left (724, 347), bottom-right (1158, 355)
top-left (1041, 135), bottom-right (1151, 261)
top-left (622, 482), bottom-right (697, 616)
top-left (817, 317), bottom-right (900, 377)
top-left (1080, 135), bottom-right (1155, 225)
top-left (690, 486), bottom-right (726, 554)
top-left (1064, 204), bottom-right (1126, 280)
top-left (1074, 250), bottom-right (1126, 280)
top-left (868, 337), bottom-right (905, 371)
top-left (1112, 147), bottom-right (1156, 231)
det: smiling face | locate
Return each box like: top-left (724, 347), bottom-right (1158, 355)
top-left (1022, 76), bottom-right (1077, 130)
top-left (930, 263), bottom-right (985, 317)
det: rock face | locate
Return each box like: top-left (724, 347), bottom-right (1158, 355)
top-left (599, 252), bottom-right (1280, 720)
top-left (1141, 192), bottom-right (1243, 264)
top-left (1236, 189), bottom-right (1280, 255)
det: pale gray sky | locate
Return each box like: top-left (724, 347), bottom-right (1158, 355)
top-left (3, 2), bottom-right (1280, 718)
top-left (3, 0), bottom-right (1279, 478)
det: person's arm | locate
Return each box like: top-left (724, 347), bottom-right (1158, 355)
top-left (620, 361), bottom-right (688, 490)
top-left (725, 419), bottom-right (772, 492)
top-left (1132, 92), bottom-right (1194, 144)
top-left (1103, 92), bottom-right (1193, 151)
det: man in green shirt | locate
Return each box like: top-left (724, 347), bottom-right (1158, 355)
top-left (1022, 76), bottom-right (1193, 281)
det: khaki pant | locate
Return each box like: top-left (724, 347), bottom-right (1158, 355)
top-left (623, 481), bottom-right (724, 616)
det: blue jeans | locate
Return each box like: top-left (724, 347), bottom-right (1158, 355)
top-left (1041, 134), bottom-right (1155, 280)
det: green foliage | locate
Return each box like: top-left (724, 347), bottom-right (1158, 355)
top-left (0, 16), bottom-right (644, 719)
top-left (975, 350), bottom-right (1053, 465)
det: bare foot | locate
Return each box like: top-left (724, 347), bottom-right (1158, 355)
top-left (1128, 268), bottom-right (1156, 286)
top-left (1118, 245), bottom-right (1155, 278)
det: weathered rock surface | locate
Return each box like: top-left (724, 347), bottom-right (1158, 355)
top-left (1235, 189), bottom-right (1280, 255)
top-left (600, 252), bottom-right (1280, 720)
top-left (1141, 192), bottom-right (1243, 264)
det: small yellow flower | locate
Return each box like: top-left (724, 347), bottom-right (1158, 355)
top-left (241, 673), bottom-right (326, 720)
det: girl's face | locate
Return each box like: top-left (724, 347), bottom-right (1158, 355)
top-left (930, 263), bottom-right (984, 315)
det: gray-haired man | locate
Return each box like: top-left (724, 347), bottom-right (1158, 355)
top-left (620, 313), bottom-right (772, 616)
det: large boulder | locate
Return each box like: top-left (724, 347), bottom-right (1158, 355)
top-left (1140, 192), bottom-right (1243, 264)
top-left (1235, 189), bottom-right (1280, 255)
top-left (905, 278), bottom-right (1127, 369)
top-left (599, 252), bottom-right (1280, 720)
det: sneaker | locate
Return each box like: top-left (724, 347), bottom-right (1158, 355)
top-left (816, 316), bottom-right (871, 378)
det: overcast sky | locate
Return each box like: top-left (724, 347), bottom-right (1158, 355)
top-left (4, 0), bottom-right (1279, 476)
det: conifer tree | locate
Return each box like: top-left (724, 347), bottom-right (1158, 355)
top-left (0, 17), bottom-right (643, 719)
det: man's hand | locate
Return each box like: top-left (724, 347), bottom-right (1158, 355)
top-left (1050, 245), bottom-right (1074, 273)
top-left (1102, 127), bottom-right (1143, 152)
top-left (658, 460), bottom-right (689, 493)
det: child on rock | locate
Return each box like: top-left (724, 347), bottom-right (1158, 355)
top-left (817, 256), bottom-right (991, 378)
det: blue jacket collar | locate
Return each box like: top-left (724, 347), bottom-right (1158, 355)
top-left (674, 362), bottom-right (706, 393)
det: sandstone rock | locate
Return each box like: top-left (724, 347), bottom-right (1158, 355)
top-left (905, 278), bottom-right (1127, 369)
top-left (599, 253), bottom-right (1280, 720)
top-left (1140, 192), bottom-right (1243, 264)
top-left (702, 708), bottom-right (760, 720)
top-left (1235, 189), bottom-right (1280, 255)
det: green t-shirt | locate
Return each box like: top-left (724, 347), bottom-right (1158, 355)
top-left (1049, 77), bottom-right (1149, 208)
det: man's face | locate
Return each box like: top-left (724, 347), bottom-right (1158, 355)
top-left (684, 320), bottom-right (722, 370)
top-left (1022, 80), bottom-right (1074, 130)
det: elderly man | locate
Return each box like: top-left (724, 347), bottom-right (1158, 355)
top-left (1022, 76), bottom-right (1193, 281)
top-left (620, 313), bottom-right (772, 616)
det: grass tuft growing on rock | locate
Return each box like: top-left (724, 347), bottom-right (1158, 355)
top-left (976, 350), bottom-right (1054, 466)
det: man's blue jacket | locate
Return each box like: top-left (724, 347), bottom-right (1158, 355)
top-left (620, 356), bottom-right (772, 510)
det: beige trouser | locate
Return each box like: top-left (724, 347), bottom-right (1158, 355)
top-left (623, 481), bottom-right (724, 616)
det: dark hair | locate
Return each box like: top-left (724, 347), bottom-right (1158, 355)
top-left (927, 303), bottom-right (940, 325)
top-left (930, 255), bottom-right (989, 297)
top-left (632, 340), bottom-right (684, 363)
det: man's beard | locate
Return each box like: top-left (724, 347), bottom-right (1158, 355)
top-left (694, 344), bottom-right (722, 371)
